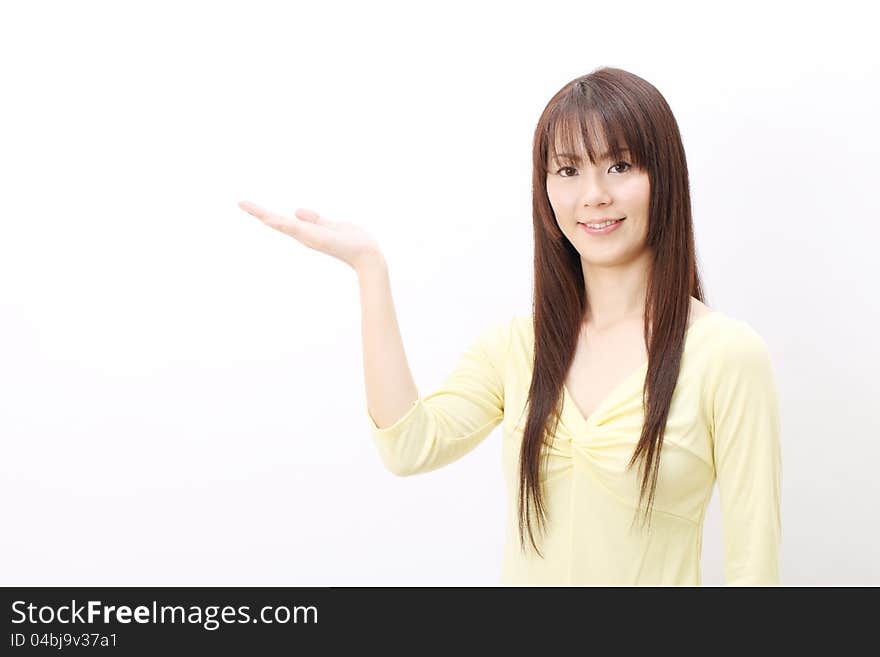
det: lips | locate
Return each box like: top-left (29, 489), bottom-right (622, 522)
top-left (579, 217), bottom-right (625, 224)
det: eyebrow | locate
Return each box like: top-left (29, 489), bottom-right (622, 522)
top-left (552, 148), bottom-right (630, 163)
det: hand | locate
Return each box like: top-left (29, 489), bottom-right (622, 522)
top-left (238, 201), bottom-right (384, 273)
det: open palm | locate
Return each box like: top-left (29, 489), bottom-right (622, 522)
top-left (238, 201), bottom-right (382, 272)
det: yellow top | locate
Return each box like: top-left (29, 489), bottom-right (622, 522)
top-left (367, 310), bottom-right (782, 586)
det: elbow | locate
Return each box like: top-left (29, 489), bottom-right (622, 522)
top-left (376, 453), bottom-right (422, 477)
top-left (373, 434), bottom-right (430, 477)
top-left (383, 461), bottom-right (417, 477)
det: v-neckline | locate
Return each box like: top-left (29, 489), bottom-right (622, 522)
top-left (561, 310), bottom-right (720, 429)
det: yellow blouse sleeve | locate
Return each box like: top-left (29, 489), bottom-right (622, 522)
top-left (710, 323), bottom-right (783, 586)
top-left (366, 318), bottom-right (509, 476)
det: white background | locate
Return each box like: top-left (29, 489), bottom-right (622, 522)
top-left (1, 0), bottom-right (878, 586)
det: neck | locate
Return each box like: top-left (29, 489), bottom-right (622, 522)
top-left (581, 250), bottom-right (652, 332)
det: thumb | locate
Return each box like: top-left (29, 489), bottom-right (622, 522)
top-left (294, 208), bottom-right (323, 224)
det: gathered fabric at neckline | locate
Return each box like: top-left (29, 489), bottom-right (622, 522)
top-left (561, 310), bottom-right (723, 430)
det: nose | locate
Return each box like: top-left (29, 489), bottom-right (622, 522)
top-left (579, 171), bottom-right (612, 207)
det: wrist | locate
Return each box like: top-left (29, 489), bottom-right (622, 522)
top-left (354, 250), bottom-right (387, 277)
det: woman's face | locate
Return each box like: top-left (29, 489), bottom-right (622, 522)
top-left (545, 137), bottom-right (651, 267)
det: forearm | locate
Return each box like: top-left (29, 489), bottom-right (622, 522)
top-left (356, 255), bottom-right (420, 429)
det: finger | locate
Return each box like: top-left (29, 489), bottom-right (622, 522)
top-left (294, 208), bottom-right (338, 228)
top-left (239, 200), bottom-right (297, 231)
top-left (293, 208), bottom-right (319, 223)
top-left (241, 201), bottom-right (327, 228)
top-left (238, 200), bottom-right (279, 222)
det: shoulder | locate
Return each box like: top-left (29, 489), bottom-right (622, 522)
top-left (699, 312), bottom-right (777, 398)
top-left (508, 314), bottom-right (536, 353)
top-left (703, 312), bottom-right (772, 364)
top-left (471, 313), bottom-right (538, 377)
top-left (477, 314), bottom-right (521, 344)
top-left (467, 314), bottom-right (522, 377)
top-left (511, 313), bottom-right (533, 335)
top-left (479, 313), bottom-right (532, 345)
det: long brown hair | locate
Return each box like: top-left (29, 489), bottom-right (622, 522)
top-left (519, 67), bottom-right (707, 557)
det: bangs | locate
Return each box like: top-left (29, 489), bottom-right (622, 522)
top-left (544, 96), bottom-right (647, 172)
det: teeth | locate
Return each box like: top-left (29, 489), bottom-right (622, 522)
top-left (584, 219), bottom-right (620, 228)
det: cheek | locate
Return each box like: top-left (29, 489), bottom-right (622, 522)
top-left (622, 176), bottom-right (651, 209)
top-left (547, 184), bottom-right (578, 211)
top-left (545, 184), bottom-right (566, 216)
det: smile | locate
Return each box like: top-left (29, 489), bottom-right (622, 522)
top-left (578, 218), bottom-right (625, 235)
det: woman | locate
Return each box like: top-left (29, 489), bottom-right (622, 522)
top-left (238, 67), bottom-right (783, 587)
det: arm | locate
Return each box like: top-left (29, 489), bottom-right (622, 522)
top-left (358, 259), bottom-right (507, 476)
top-left (358, 254), bottom-right (421, 431)
top-left (237, 200), bottom-right (417, 426)
top-left (710, 324), bottom-right (783, 586)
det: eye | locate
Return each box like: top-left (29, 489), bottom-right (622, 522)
top-left (554, 161), bottom-right (632, 177)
